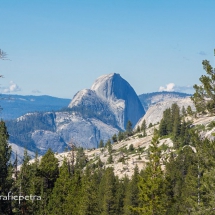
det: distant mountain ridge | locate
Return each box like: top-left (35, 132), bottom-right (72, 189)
top-left (138, 91), bottom-right (192, 111)
top-left (0, 94), bottom-right (70, 120)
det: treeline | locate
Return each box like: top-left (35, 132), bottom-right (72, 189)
top-left (159, 103), bottom-right (193, 148)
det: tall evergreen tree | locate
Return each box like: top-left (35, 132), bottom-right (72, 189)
top-left (29, 151), bottom-right (43, 215)
top-left (182, 106), bottom-right (186, 116)
top-left (112, 134), bottom-right (117, 143)
top-left (47, 159), bottom-right (72, 215)
top-left (99, 140), bottom-right (104, 148)
top-left (131, 134), bottom-right (168, 215)
top-left (98, 167), bottom-right (117, 215)
top-left (106, 140), bottom-right (112, 154)
top-left (126, 120), bottom-right (133, 137)
top-left (13, 149), bottom-right (32, 214)
top-left (189, 132), bottom-right (215, 213)
top-left (191, 59), bottom-right (215, 114)
top-left (171, 103), bottom-right (181, 141)
top-left (136, 125), bottom-right (140, 133)
top-left (115, 176), bottom-right (126, 215)
top-left (38, 149), bottom-right (59, 212)
top-left (79, 166), bottom-right (100, 215)
top-left (141, 120), bottom-right (147, 137)
top-left (187, 105), bottom-right (193, 116)
top-left (118, 131), bottom-right (124, 141)
top-left (159, 108), bottom-right (172, 136)
top-left (124, 165), bottom-right (140, 215)
top-left (0, 120), bottom-right (13, 215)
top-left (66, 169), bottom-right (83, 215)
top-left (75, 147), bottom-right (88, 170)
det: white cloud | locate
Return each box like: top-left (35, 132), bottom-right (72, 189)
top-left (159, 83), bottom-right (175, 92)
top-left (159, 83), bottom-right (193, 93)
top-left (2, 81), bottom-right (21, 93)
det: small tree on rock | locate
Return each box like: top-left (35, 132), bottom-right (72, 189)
top-left (126, 120), bottom-right (133, 137)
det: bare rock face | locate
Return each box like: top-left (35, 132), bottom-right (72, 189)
top-left (31, 130), bottom-right (66, 154)
top-left (138, 91), bottom-right (192, 112)
top-left (135, 97), bottom-right (196, 128)
top-left (70, 73), bottom-right (145, 129)
top-left (54, 112), bottom-right (118, 149)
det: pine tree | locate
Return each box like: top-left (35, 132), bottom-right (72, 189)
top-left (172, 104), bottom-right (181, 142)
top-left (191, 59), bottom-right (215, 114)
top-left (148, 123), bottom-right (153, 128)
top-left (99, 140), bottom-right (104, 148)
top-left (107, 155), bottom-right (113, 164)
top-left (29, 151), bottom-right (43, 215)
top-left (159, 108), bottom-right (172, 136)
top-left (165, 144), bottom-right (199, 214)
top-left (39, 149), bottom-right (59, 190)
top-left (115, 176), bottom-right (126, 215)
top-left (65, 169), bottom-right (83, 215)
top-left (13, 149), bottom-right (32, 214)
top-left (131, 134), bottom-right (168, 215)
top-left (141, 120), bottom-right (147, 136)
top-left (112, 134), bottom-right (117, 143)
top-left (182, 106), bottom-right (186, 116)
top-left (0, 120), bottom-right (13, 215)
top-left (118, 131), bottom-right (124, 141)
top-left (189, 132), bottom-right (215, 213)
top-left (79, 166), bottom-right (100, 215)
top-left (126, 120), bottom-right (133, 137)
top-left (106, 140), bottom-right (112, 154)
top-left (38, 149), bottom-right (59, 212)
top-left (47, 159), bottom-right (73, 215)
top-left (124, 165), bottom-right (140, 215)
top-left (99, 167), bottom-right (117, 215)
top-left (75, 147), bottom-right (88, 169)
top-left (129, 144), bottom-right (134, 152)
top-left (165, 108), bottom-right (172, 134)
top-left (159, 118), bottom-right (167, 136)
top-left (187, 105), bottom-right (193, 116)
top-left (136, 125), bottom-right (140, 133)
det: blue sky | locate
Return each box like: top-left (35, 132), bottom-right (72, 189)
top-left (0, 0), bottom-right (214, 98)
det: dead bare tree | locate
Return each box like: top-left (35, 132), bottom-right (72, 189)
top-left (67, 141), bottom-right (76, 175)
top-left (0, 49), bottom-right (7, 60)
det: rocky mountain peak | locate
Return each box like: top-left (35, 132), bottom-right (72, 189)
top-left (91, 73), bottom-right (135, 102)
top-left (69, 73), bottom-right (145, 129)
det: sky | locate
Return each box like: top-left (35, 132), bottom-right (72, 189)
top-left (0, 0), bottom-right (215, 99)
